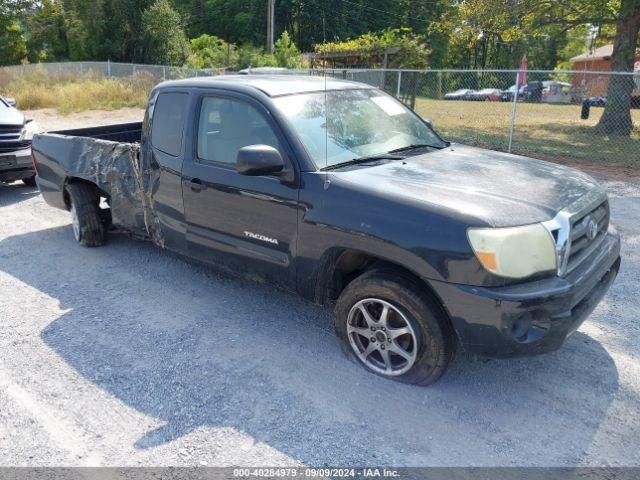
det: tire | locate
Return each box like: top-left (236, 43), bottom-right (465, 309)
top-left (22, 175), bottom-right (37, 187)
top-left (334, 268), bottom-right (455, 386)
top-left (66, 182), bottom-right (105, 247)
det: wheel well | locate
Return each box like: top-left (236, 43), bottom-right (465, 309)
top-left (63, 177), bottom-right (105, 209)
top-left (317, 249), bottom-right (440, 306)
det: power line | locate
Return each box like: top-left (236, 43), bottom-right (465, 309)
top-left (297, 0), bottom-right (433, 47)
top-left (334, 0), bottom-right (441, 23)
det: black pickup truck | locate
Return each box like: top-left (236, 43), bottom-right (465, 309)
top-left (32, 75), bottom-right (621, 385)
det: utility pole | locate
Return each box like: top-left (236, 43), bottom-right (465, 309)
top-left (267, 0), bottom-right (275, 53)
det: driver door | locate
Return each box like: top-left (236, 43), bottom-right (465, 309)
top-left (181, 93), bottom-right (299, 289)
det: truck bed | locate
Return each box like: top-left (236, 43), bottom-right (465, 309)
top-left (32, 122), bottom-right (163, 245)
top-left (48, 122), bottom-right (143, 143)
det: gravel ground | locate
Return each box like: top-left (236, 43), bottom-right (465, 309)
top-left (0, 173), bottom-right (639, 467)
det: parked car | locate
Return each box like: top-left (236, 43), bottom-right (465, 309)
top-left (32, 76), bottom-right (620, 385)
top-left (470, 88), bottom-right (502, 101)
top-left (500, 85), bottom-right (524, 102)
top-left (523, 81), bottom-right (544, 103)
top-left (0, 96), bottom-right (39, 186)
top-left (588, 96), bottom-right (607, 107)
top-left (444, 89), bottom-right (475, 100)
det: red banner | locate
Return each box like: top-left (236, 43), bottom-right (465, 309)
top-left (518, 56), bottom-right (528, 85)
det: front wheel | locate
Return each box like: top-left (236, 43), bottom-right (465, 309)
top-left (334, 268), bottom-right (455, 386)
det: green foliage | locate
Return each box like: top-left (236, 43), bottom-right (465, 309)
top-left (0, 0), bottom-right (636, 74)
top-left (141, 0), bottom-right (190, 65)
top-left (0, 0), bottom-right (30, 66)
top-left (0, 23), bottom-right (28, 66)
top-left (234, 45), bottom-right (276, 70)
top-left (315, 28), bottom-right (430, 68)
top-left (187, 31), bottom-right (304, 70)
top-left (24, 0), bottom-right (68, 62)
top-left (433, 0), bottom-right (618, 69)
top-left (186, 34), bottom-right (237, 68)
top-left (273, 31), bottom-right (303, 68)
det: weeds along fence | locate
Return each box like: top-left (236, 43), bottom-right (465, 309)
top-left (2, 62), bottom-right (639, 167)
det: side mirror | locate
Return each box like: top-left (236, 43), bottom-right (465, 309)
top-left (6, 98), bottom-right (16, 107)
top-left (422, 117), bottom-right (433, 129)
top-left (236, 144), bottom-right (284, 176)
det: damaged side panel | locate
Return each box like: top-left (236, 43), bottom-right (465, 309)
top-left (33, 132), bottom-right (164, 247)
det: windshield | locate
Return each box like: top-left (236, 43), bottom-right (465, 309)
top-left (272, 88), bottom-right (446, 169)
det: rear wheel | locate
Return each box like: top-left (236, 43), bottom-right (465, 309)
top-left (22, 175), bottom-right (37, 187)
top-left (66, 183), bottom-right (105, 247)
top-left (334, 268), bottom-right (455, 386)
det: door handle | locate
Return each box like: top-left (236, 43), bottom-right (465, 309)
top-left (189, 177), bottom-right (204, 192)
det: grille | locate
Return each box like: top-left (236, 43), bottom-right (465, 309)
top-left (0, 125), bottom-right (23, 133)
top-left (565, 200), bottom-right (609, 274)
top-left (0, 140), bottom-right (30, 152)
top-left (0, 124), bottom-right (29, 152)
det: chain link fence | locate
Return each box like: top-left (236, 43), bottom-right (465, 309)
top-left (2, 62), bottom-right (639, 166)
top-left (331, 68), bottom-right (640, 167)
top-left (0, 61), bottom-right (226, 80)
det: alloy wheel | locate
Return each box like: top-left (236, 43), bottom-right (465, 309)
top-left (346, 298), bottom-right (418, 376)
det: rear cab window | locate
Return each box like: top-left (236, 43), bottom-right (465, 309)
top-left (151, 92), bottom-right (189, 156)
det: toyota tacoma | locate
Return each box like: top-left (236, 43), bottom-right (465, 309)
top-left (31, 76), bottom-right (621, 385)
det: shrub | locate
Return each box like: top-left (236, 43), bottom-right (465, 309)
top-left (315, 28), bottom-right (430, 68)
top-left (187, 34), bottom-right (238, 69)
top-left (273, 31), bottom-right (303, 68)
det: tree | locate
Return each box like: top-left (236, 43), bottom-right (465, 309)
top-left (596, 0), bottom-right (640, 136)
top-left (0, 0), bottom-right (32, 65)
top-left (25, 0), bottom-right (68, 62)
top-left (98, 0), bottom-right (154, 62)
top-left (273, 31), bottom-right (302, 68)
top-left (0, 23), bottom-right (27, 66)
top-left (186, 34), bottom-right (238, 68)
top-left (235, 44), bottom-right (278, 69)
top-left (140, 0), bottom-right (190, 65)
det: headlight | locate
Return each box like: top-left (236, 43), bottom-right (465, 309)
top-left (20, 120), bottom-right (40, 141)
top-left (467, 223), bottom-right (557, 278)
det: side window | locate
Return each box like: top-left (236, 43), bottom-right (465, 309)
top-left (197, 97), bottom-right (281, 165)
top-left (151, 92), bottom-right (188, 157)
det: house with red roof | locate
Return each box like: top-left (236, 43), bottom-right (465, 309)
top-left (570, 44), bottom-right (640, 97)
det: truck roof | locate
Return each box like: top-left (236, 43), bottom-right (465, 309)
top-left (156, 74), bottom-right (375, 97)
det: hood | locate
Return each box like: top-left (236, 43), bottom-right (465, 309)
top-left (333, 144), bottom-right (601, 227)
top-left (0, 104), bottom-right (25, 127)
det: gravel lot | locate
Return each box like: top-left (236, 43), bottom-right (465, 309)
top-left (0, 165), bottom-right (639, 466)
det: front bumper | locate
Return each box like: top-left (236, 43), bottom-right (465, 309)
top-left (430, 231), bottom-right (621, 358)
top-left (0, 147), bottom-right (34, 182)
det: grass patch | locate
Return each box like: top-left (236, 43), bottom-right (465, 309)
top-left (414, 98), bottom-right (640, 168)
top-left (0, 67), bottom-right (156, 114)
